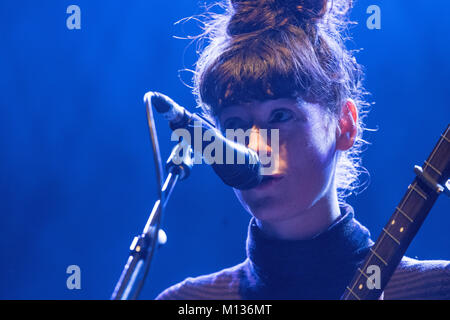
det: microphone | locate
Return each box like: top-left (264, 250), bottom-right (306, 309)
top-left (145, 91), bottom-right (263, 190)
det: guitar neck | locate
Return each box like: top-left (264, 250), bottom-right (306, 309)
top-left (341, 125), bottom-right (450, 300)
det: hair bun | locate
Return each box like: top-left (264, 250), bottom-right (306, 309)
top-left (228, 0), bottom-right (328, 35)
top-left (272, 0), bottom-right (328, 21)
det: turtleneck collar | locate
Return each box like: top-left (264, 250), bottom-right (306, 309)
top-left (242, 205), bottom-right (374, 299)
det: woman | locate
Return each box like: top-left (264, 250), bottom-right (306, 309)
top-left (156, 0), bottom-right (450, 299)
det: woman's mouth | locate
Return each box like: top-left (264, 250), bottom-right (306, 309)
top-left (252, 175), bottom-right (284, 191)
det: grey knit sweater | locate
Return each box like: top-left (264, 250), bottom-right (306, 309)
top-left (156, 206), bottom-right (450, 300)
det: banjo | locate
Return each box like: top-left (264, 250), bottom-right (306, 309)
top-left (341, 124), bottom-right (450, 300)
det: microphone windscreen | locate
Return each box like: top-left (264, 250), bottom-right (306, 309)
top-left (151, 92), bottom-right (173, 113)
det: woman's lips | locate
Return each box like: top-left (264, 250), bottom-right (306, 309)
top-left (252, 175), bottom-right (284, 191)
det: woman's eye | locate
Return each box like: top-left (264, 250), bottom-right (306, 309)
top-left (222, 118), bottom-right (249, 131)
top-left (269, 109), bottom-right (294, 123)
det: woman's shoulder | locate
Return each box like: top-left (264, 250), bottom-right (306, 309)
top-left (155, 256), bottom-right (450, 300)
top-left (154, 260), bottom-right (248, 300)
top-left (384, 256), bottom-right (450, 300)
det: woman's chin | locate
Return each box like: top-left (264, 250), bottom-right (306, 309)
top-left (247, 196), bottom-right (315, 224)
top-left (249, 203), bottom-right (296, 223)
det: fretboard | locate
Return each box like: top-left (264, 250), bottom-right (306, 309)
top-left (341, 124), bottom-right (450, 300)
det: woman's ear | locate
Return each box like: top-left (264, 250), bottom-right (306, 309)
top-left (336, 99), bottom-right (358, 151)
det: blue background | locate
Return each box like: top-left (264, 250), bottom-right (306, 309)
top-left (0, 1), bottom-right (448, 299)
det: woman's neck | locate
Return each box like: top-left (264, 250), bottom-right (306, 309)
top-left (254, 189), bottom-right (341, 240)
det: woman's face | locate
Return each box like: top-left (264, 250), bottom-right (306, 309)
top-left (218, 98), bottom-right (339, 223)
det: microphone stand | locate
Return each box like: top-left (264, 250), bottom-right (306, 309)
top-left (111, 90), bottom-right (194, 300)
top-left (111, 142), bottom-right (193, 300)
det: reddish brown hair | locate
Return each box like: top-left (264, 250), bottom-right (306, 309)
top-left (189, 0), bottom-right (370, 200)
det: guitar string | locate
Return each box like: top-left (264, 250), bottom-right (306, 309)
top-left (344, 126), bottom-right (449, 299)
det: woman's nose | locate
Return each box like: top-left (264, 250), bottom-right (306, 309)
top-left (247, 125), bottom-right (271, 156)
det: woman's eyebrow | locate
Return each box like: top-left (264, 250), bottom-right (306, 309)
top-left (266, 101), bottom-right (299, 113)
